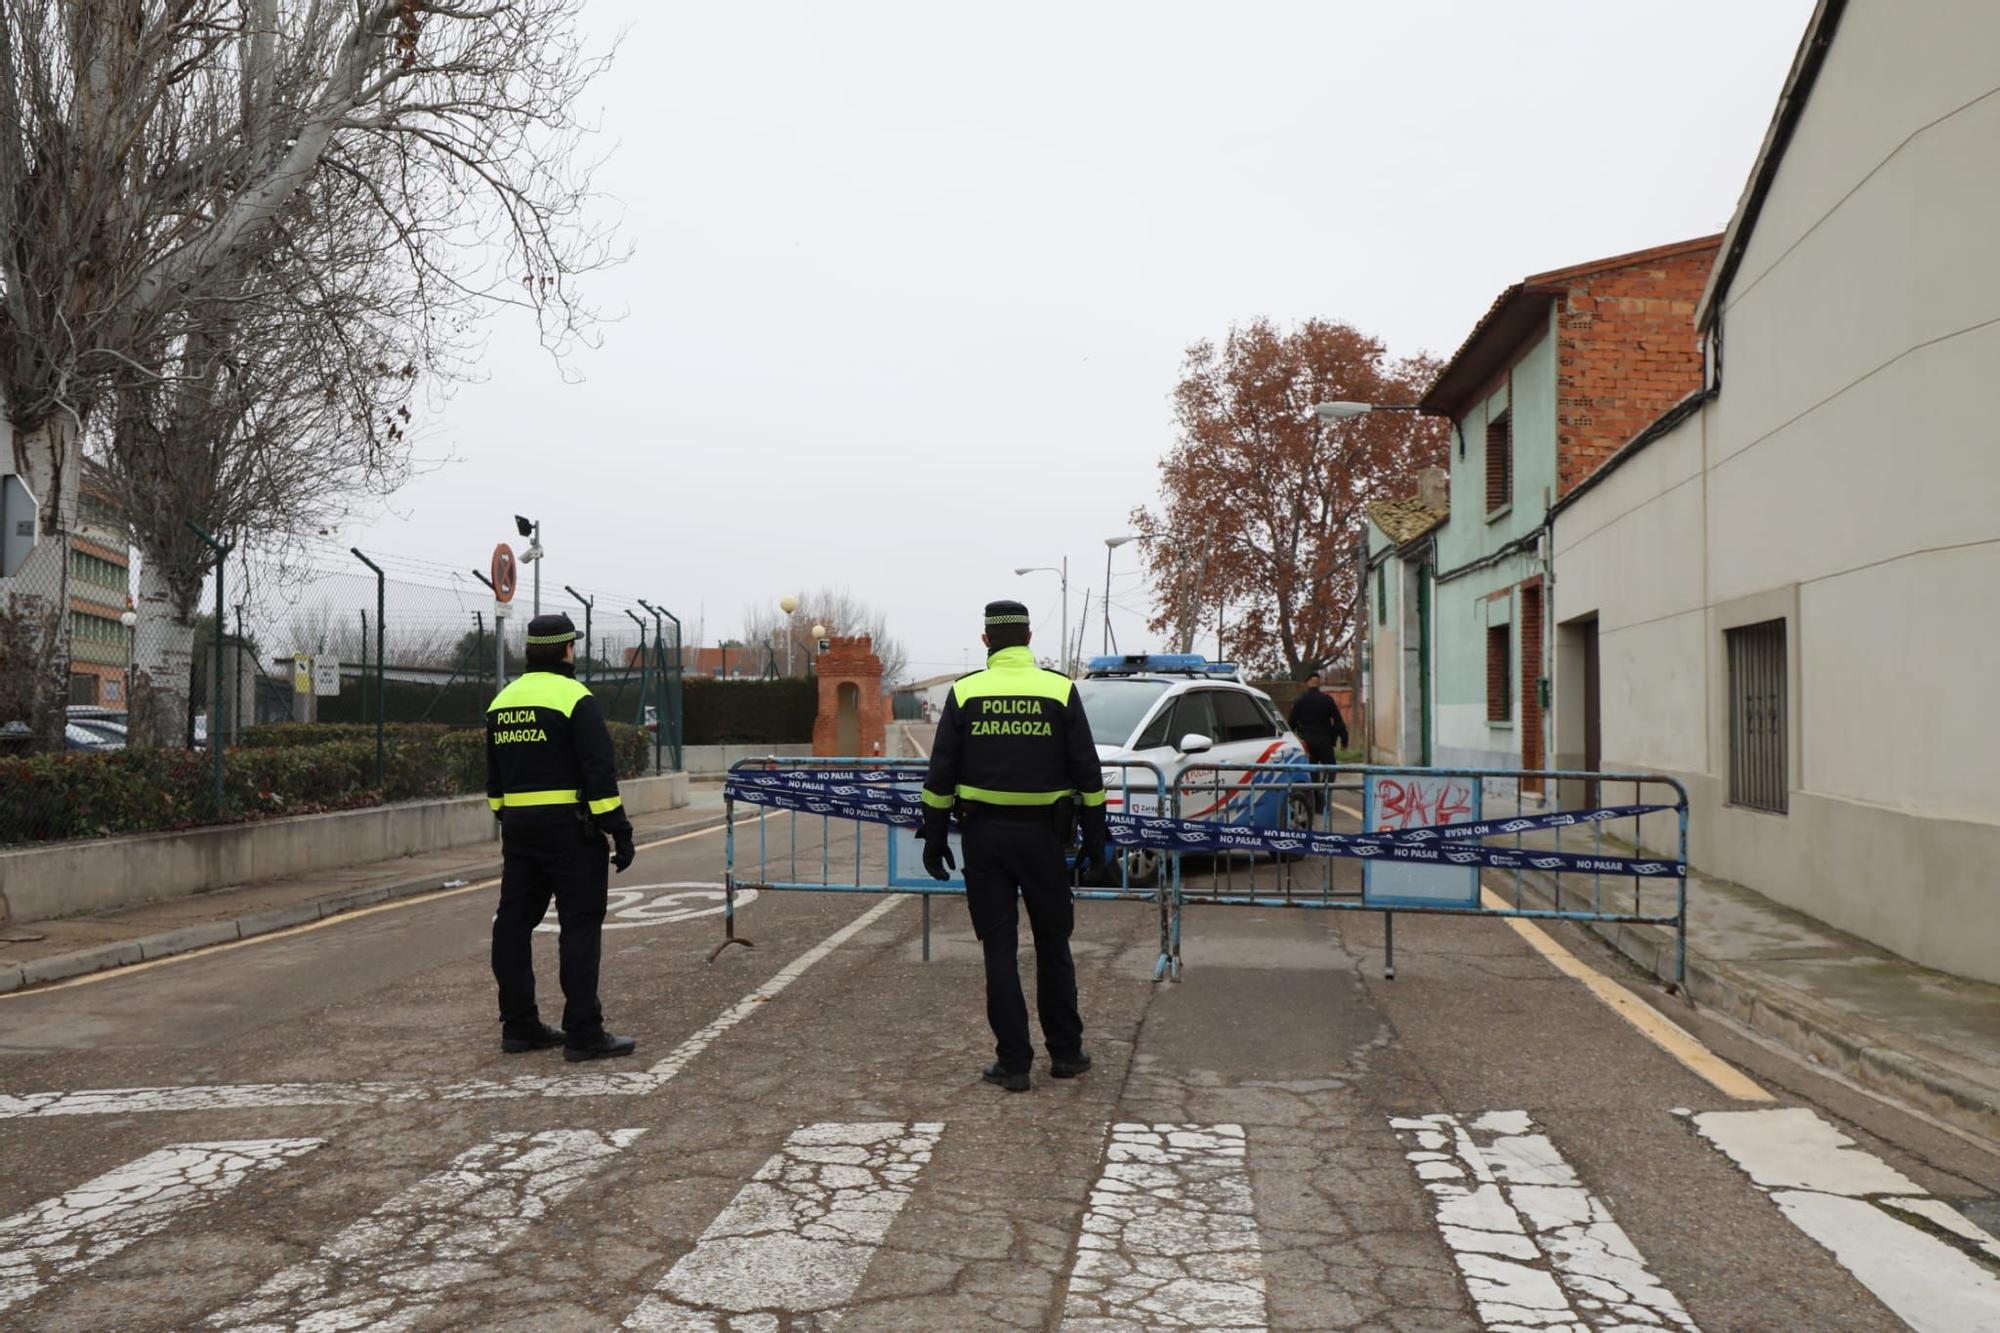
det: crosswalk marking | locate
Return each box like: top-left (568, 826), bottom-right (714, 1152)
top-left (1690, 1107), bottom-right (2000, 1333)
top-left (623, 1120), bottom-right (942, 1330)
top-left (1058, 1122), bottom-right (1268, 1331)
top-left (0, 895), bottom-right (906, 1122)
top-left (204, 1128), bottom-right (644, 1331)
top-left (0, 1139), bottom-right (324, 1315)
top-left (1393, 1112), bottom-right (1697, 1331)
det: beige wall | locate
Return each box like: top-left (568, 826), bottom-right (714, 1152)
top-left (1552, 0), bottom-right (2000, 982)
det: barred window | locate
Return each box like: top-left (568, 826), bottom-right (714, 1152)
top-left (1486, 623), bottom-right (1511, 723)
top-left (1727, 620), bottom-right (1787, 813)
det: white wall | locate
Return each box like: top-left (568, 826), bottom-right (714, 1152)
top-left (1551, 0), bottom-right (2000, 982)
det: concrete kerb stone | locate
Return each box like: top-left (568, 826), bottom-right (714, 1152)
top-left (138, 920), bottom-right (243, 961)
top-left (0, 808), bottom-right (729, 997)
top-left (16, 940), bottom-right (145, 988)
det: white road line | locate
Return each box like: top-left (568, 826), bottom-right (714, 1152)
top-left (1058, 1122), bottom-right (1268, 1331)
top-left (0, 895), bottom-right (907, 1121)
top-left (206, 1128), bottom-right (643, 1331)
top-left (0, 1138), bottom-right (324, 1315)
top-left (642, 893), bottom-right (904, 1084)
top-left (1690, 1107), bottom-right (2000, 1332)
top-left (623, 1120), bottom-right (942, 1330)
top-left (1393, 1112), bottom-right (1697, 1331)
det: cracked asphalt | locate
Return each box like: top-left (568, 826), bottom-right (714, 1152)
top-left (1, 814), bottom-right (1996, 1330)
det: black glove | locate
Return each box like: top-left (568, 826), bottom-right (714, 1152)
top-left (919, 805), bottom-right (955, 881)
top-left (1074, 804), bottom-right (1108, 876)
top-left (611, 828), bottom-right (636, 873)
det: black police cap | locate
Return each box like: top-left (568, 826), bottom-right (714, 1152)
top-left (983, 599), bottom-right (1030, 628)
top-left (525, 612), bottom-right (579, 645)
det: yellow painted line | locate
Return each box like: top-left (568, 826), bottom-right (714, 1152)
top-left (1330, 795), bottom-right (1766, 1100)
top-left (1477, 885), bottom-right (1770, 1100)
top-left (3, 818), bottom-right (747, 999)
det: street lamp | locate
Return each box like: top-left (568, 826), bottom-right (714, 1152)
top-left (514, 514), bottom-right (543, 615)
top-left (809, 623), bottom-right (827, 676)
top-left (1014, 560), bottom-right (1069, 674)
top-left (1102, 535), bottom-right (1135, 655)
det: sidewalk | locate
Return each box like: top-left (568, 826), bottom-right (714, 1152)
top-left (1524, 853), bottom-right (2000, 1144)
top-left (0, 788), bottom-right (728, 995)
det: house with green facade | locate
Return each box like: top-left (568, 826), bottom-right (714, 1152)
top-left (1362, 236), bottom-right (1720, 787)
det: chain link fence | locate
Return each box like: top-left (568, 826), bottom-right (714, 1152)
top-left (0, 530), bottom-right (684, 845)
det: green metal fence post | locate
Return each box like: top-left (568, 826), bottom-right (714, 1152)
top-left (624, 608), bottom-right (650, 740)
top-left (352, 549), bottom-right (386, 789)
top-left (656, 604), bottom-right (684, 772)
top-left (185, 523), bottom-right (234, 818)
top-left (566, 585), bottom-right (593, 684)
top-left (639, 600), bottom-right (666, 774)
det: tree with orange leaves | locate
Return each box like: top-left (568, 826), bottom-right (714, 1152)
top-left (1133, 318), bottom-right (1446, 678)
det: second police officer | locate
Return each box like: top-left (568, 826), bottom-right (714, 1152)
top-left (485, 612), bottom-right (640, 1062)
top-left (920, 600), bottom-right (1108, 1092)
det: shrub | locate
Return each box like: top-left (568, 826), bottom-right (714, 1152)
top-left (682, 678), bottom-right (815, 745)
top-left (0, 717), bottom-right (659, 846)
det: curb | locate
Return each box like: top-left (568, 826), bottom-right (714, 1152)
top-left (1551, 887), bottom-right (2000, 1143)
top-left (0, 810), bottom-right (728, 997)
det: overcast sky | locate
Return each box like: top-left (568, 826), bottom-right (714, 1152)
top-left (329, 0), bottom-right (1817, 679)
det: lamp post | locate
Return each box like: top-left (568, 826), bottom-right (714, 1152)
top-left (779, 594), bottom-right (799, 677)
top-left (1014, 560), bottom-right (1068, 673)
top-left (119, 608), bottom-right (136, 707)
top-left (810, 623), bottom-right (827, 675)
top-left (1101, 535), bottom-right (1134, 655)
top-left (515, 515), bottom-right (542, 615)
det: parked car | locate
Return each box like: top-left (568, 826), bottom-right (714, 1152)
top-left (1074, 654), bottom-right (1313, 886)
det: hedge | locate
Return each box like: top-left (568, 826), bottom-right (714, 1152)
top-left (0, 722), bottom-right (651, 846)
top-left (683, 677), bottom-right (815, 745)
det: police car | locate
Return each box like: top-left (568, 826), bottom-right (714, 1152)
top-left (1073, 654), bottom-right (1314, 885)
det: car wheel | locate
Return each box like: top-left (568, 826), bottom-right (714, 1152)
top-left (1278, 792), bottom-right (1317, 861)
top-left (1119, 847), bottom-right (1161, 889)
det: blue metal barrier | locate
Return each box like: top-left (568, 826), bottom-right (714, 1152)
top-left (1165, 762), bottom-right (1690, 983)
top-left (718, 756), bottom-right (1181, 979)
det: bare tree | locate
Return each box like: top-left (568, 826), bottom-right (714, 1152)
top-left (0, 0), bottom-right (614, 745)
top-left (741, 588), bottom-right (910, 685)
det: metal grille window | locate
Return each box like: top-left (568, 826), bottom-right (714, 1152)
top-left (1486, 410), bottom-right (1512, 514)
top-left (1727, 619), bottom-right (1787, 813)
top-left (1486, 623), bottom-right (1511, 722)
top-left (1375, 563), bottom-right (1387, 624)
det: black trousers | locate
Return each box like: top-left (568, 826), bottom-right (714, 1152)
top-left (961, 813), bottom-right (1083, 1073)
top-left (491, 813), bottom-right (609, 1039)
top-left (1300, 729), bottom-right (1341, 765)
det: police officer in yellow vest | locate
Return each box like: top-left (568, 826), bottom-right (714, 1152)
top-left (485, 612), bottom-right (638, 1062)
top-left (921, 600), bottom-right (1108, 1092)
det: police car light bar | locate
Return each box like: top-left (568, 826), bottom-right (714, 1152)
top-left (1085, 653), bottom-right (1242, 678)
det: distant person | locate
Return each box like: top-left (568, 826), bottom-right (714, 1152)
top-left (920, 599), bottom-right (1107, 1092)
top-left (1288, 671), bottom-right (1349, 765)
top-left (485, 612), bottom-right (638, 1062)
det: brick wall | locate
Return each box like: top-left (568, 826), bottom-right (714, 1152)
top-left (1554, 241), bottom-right (1719, 495)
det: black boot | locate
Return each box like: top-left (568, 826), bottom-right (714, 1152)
top-left (564, 1031), bottom-right (638, 1062)
top-left (981, 1063), bottom-right (1030, 1093)
top-left (501, 1021), bottom-right (566, 1054)
top-left (1049, 1051), bottom-right (1092, 1079)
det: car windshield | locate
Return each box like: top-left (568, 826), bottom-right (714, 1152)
top-left (1074, 678), bottom-right (1172, 747)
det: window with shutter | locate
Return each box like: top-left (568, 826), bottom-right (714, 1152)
top-left (1486, 411), bottom-right (1512, 514)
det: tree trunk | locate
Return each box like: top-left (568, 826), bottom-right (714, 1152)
top-left (128, 556), bottom-right (198, 749)
top-left (4, 416), bottom-right (80, 749)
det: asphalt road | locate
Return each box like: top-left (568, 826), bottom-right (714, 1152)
top-left (2, 812), bottom-right (1997, 1331)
